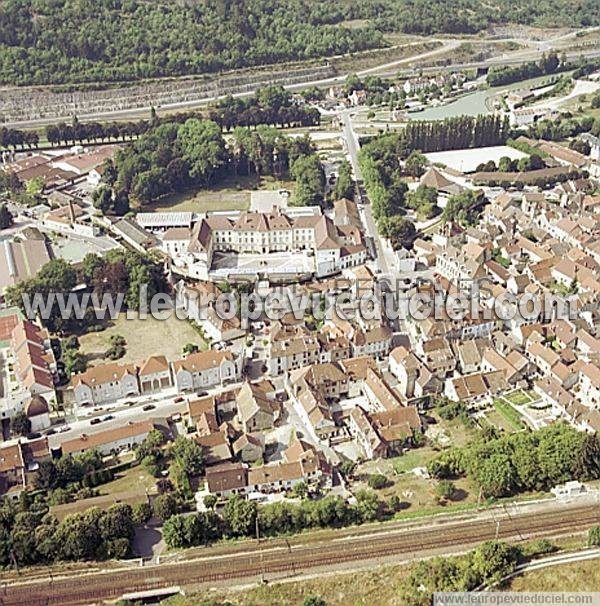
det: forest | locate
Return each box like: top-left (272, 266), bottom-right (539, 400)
top-left (0, 0), bottom-right (599, 86)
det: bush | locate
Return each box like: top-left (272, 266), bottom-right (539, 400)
top-left (367, 473), bottom-right (389, 490)
top-left (132, 502), bottom-right (152, 525)
top-left (152, 493), bottom-right (178, 522)
top-left (589, 526), bottom-right (600, 547)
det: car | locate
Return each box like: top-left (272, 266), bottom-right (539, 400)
top-left (174, 396), bottom-right (184, 403)
top-left (59, 426), bottom-right (71, 433)
top-left (101, 415), bottom-right (114, 422)
top-left (90, 418), bottom-right (102, 425)
top-left (197, 391), bottom-right (209, 397)
top-left (45, 428), bottom-right (57, 436)
top-left (142, 404), bottom-right (156, 411)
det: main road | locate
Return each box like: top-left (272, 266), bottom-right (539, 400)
top-left (339, 109), bottom-right (393, 276)
top-left (1, 496), bottom-right (598, 605)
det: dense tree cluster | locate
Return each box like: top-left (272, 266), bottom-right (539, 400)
top-left (403, 115), bottom-right (510, 153)
top-left (487, 52), bottom-right (563, 87)
top-left (5, 250), bottom-right (168, 333)
top-left (0, 204), bottom-right (13, 230)
top-left (0, 1), bottom-right (597, 85)
top-left (164, 491), bottom-right (386, 549)
top-left (0, 0), bottom-right (383, 85)
top-left (399, 540), bottom-right (537, 605)
top-left (527, 114), bottom-right (600, 142)
top-left (0, 498), bottom-right (135, 567)
top-left (427, 423), bottom-right (600, 498)
top-left (0, 126), bottom-right (38, 149)
top-left (209, 87), bottom-right (320, 131)
top-left (109, 116), bottom-right (323, 209)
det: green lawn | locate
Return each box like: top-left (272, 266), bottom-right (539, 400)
top-left (143, 174), bottom-right (298, 213)
top-left (79, 312), bottom-right (208, 367)
top-left (493, 399), bottom-right (526, 431)
top-left (99, 464), bottom-right (157, 497)
top-left (505, 390), bottom-right (532, 406)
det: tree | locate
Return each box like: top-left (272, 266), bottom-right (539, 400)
top-left (223, 495), bottom-right (257, 537)
top-left (11, 412), bottom-right (30, 437)
top-left (435, 480), bottom-right (456, 502)
top-left (92, 187), bottom-right (112, 213)
top-left (588, 526), bottom-right (600, 547)
top-left (203, 494), bottom-right (218, 510)
top-left (162, 514), bottom-right (187, 548)
top-left (183, 343), bottom-right (199, 356)
top-left (378, 216), bottom-right (416, 250)
top-left (354, 490), bottom-right (381, 522)
top-left (335, 160), bottom-right (355, 201)
top-left (291, 154), bottom-right (325, 207)
top-left (132, 502), bottom-right (152, 526)
top-left (404, 150), bottom-right (427, 177)
top-left (177, 119), bottom-right (228, 186)
top-left (470, 541), bottom-right (519, 586)
top-left (0, 204), bottom-right (14, 230)
top-left (152, 493), bottom-right (178, 522)
top-left (367, 474), bottom-right (389, 490)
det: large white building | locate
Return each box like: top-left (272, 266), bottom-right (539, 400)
top-left (164, 208), bottom-right (367, 280)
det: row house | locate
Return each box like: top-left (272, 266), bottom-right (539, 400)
top-left (445, 370), bottom-right (509, 404)
top-left (172, 350), bottom-right (241, 392)
top-left (4, 321), bottom-right (57, 417)
top-left (236, 382), bottom-right (280, 433)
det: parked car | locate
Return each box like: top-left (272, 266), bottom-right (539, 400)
top-left (142, 404), bottom-right (156, 411)
top-left (90, 418), bottom-right (102, 425)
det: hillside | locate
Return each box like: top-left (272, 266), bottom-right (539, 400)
top-left (0, 0), bottom-right (599, 86)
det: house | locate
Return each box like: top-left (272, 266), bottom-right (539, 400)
top-left (364, 369), bottom-right (404, 412)
top-left (0, 229), bottom-right (52, 292)
top-left (347, 406), bottom-right (387, 459)
top-left (445, 371), bottom-right (508, 404)
top-left (288, 363), bottom-right (349, 400)
top-left (389, 347), bottom-right (422, 398)
top-left (25, 395), bottom-right (51, 432)
top-left (138, 356), bottom-right (173, 395)
top-left (205, 462), bottom-right (248, 498)
top-left (236, 382), bottom-right (280, 433)
top-left (111, 218), bottom-right (157, 253)
top-left (172, 350), bottom-right (241, 392)
top-left (295, 384), bottom-right (338, 442)
top-left (577, 362), bottom-right (600, 408)
top-left (233, 433), bottom-right (264, 463)
top-left (197, 431), bottom-right (233, 466)
top-left (58, 420), bottom-right (156, 457)
top-left (72, 362), bottom-right (140, 406)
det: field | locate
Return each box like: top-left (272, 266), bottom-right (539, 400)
top-left (165, 562), bottom-right (413, 606)
top-left (354, 415), bottom-right (479, 513)
top-left (78, 313), bottom-right (207, 366)
top-left (98, 464), bottom-right (157, 498)
top-left (508, 557), bottom-right (600, 591)
top-left (492, 399), bottom-right (527, 432)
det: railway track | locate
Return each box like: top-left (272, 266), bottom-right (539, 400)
top-left (1, 502), bottom-right (598, 606)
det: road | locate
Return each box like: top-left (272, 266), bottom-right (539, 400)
top-left (339, 110), bottom-right (391, 276)
top-left (3, 29), bottom-right (600, 129)
top-left (1, 496), bottom-right (598, 605)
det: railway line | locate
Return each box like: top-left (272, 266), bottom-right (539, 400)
top-left (1, 501), bottom-right (598, 606)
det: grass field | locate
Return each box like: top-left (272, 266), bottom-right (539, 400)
top-left (144, 174), bottom-right (298, 213)
top-left (99, 464), bottom-right (157, 497)
top-left (508, 556), bottom-right (600, 591)
top-left (79, 313), bottom-right (207, 366)
top-left (493, 399), bottom-right (526, 432)
top-left (505, 390), bottom-right (532, 406)
top-left (165, 561), bottom-right (413, 606)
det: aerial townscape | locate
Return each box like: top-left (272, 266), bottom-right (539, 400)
top-left (2, 1), bottom-right (600, 605)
